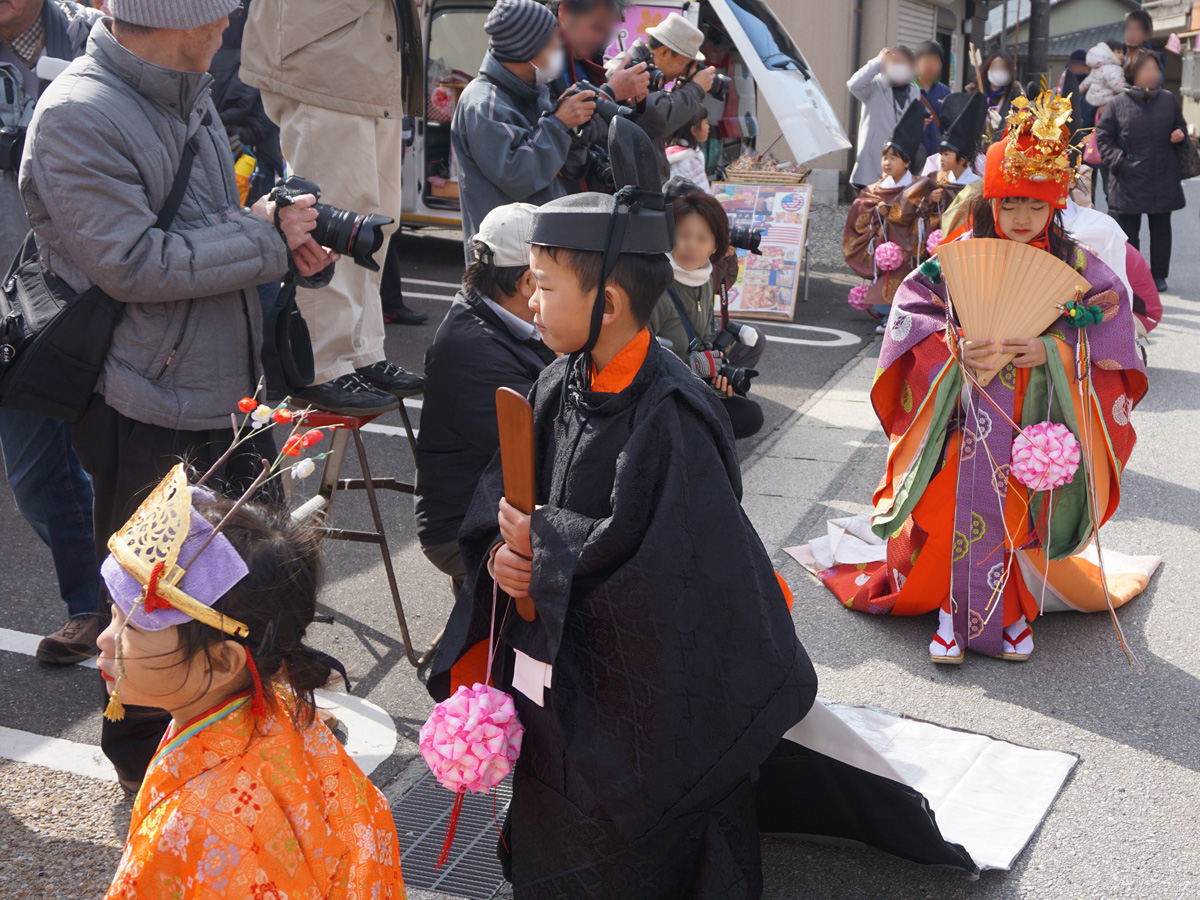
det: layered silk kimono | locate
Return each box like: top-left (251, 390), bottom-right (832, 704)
top-left (843, 175), bottom-right (934, 305)
top-left (821, 240), bottom-right (1154, 656)
top-left (105, 694), bottom-right (405, 900)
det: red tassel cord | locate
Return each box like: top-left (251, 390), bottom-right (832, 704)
top-left (435, 791), bottom-right (466, 869)
top-left (142, 561), bottom-right (172, 613)
top-left (244, 648), bottom-right (267, 717)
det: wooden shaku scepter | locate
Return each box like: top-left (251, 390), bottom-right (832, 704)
top-left (495, 387), bottom-right (538, 622)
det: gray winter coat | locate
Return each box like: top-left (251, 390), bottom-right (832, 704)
top-left (451, 51), bottom-right (571, 261)
top-left (0, 0), bottom-right (100, 269)
top-left (20, 22), bottom-right (303, 430)
top-left (847, 57), bottom-right (919, 187)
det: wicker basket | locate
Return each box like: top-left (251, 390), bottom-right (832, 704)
top-left (723, 159), bottom-right (810, 185)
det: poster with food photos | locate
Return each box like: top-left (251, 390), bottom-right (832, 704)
top-left (711, 182), bottom-right (812, 321)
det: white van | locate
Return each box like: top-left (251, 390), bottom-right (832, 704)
top-left (398, 0), bottom-right (849, 230)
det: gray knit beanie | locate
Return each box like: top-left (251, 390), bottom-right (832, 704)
top-left (108, 0), bottom-right (243, 29)
top-left (485, 0), bottom-right (558, 64)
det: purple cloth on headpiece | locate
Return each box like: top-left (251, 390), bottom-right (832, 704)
top-left (101, 489), bottom-right (249, 631)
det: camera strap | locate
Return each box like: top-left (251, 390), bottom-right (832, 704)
top-left (666, 285), bottom-right (699, 347)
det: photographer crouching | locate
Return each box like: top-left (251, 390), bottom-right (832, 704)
top-left (414, 203), bottom-right (555, 597)
top-left (605, 12), bottom-right (722, 182)
top-left (18, 1), bottom-right (337, 790)
top-left (649, 188), bottom-right (766, 439)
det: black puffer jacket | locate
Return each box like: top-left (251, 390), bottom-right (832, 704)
top-left (1096, 87), bottom-right (1188, 215)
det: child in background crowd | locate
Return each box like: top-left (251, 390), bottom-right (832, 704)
top-left (98, 471), bottom-right (405, 900)
top-left (665, 106), bottom-right (713, 192)
top-left (921, 92), bottom-right (986, 244)
top-left (649, 189), bottom-right (765, 438)
top-left (843, 101), bottom-right (931, 318)
top-left (1082, 41), bottom-right (1127, 109)
top-left (428, 121), bottom-right (814, 899)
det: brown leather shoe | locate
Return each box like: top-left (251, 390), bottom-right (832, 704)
top-left (36, 616), bottom-right (102, 665)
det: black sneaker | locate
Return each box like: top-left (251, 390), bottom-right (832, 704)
top-left (356, 361), bottom-right (424, 398)
top-left (383, 305), bottom-right (429, 326)
top-left (294, 373), bottom-right (399, 416)
top-left (37, 615), bottom-right (102, 665)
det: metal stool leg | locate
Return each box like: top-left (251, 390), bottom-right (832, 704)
top-left (349, 429), bottom-right (439, 667)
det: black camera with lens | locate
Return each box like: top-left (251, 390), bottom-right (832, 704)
top-left (730, 225), bottom-right (764, 256)
top-left (558, 83), bottom-right (633, 135)
top-left (581, 143), bottom-right (616, 192)
top-left (625, 43), bottom-right (667, 93)
top-left (269, 175), bottom-right (393, 271)
top-left (708, 73), bottom-right (732, 102)
top-left (0, 126), bottom-right (26, 173)
top-left (711, 322), bottom-right (759, 395)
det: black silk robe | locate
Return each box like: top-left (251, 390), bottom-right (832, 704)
top-left (429, 339), bottom-right (817, 899)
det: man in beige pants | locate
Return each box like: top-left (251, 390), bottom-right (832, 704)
top-left (241, 0), bottom-right (423, 414)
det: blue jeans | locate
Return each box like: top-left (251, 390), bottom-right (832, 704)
top-left (0, 409), bottom-right (99, 619)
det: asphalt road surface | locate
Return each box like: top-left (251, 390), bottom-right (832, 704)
top-left (2, 191), bottom-right (1198, 899)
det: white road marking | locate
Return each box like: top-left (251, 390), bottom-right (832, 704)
top-left (402, 286), bottom-right (863, 348)
top-left (0, 626), bottom-right (97, 668)
top-left (0, 725), bottom-right (117, 782)
top-left (403, 278), bottom-right (459, 291)
top-left (0, 629), bottom-right (400, 781)
top-left (362, 423), bottom-right (419, 439)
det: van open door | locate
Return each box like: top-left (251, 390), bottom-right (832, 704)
top-left (705, 0), bottom-right (850, 163)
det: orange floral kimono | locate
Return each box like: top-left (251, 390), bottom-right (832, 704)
top-left (105, 693), bottom-right (405, 900)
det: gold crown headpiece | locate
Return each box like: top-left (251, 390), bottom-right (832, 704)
top-left (1000, 91), bottom-right (1076, 186)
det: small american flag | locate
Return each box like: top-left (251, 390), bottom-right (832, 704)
top-left (764, 225), bottom-right (805, 245)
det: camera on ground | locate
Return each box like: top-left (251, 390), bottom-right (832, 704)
top-left (269, 175), bottom-right (392, 271)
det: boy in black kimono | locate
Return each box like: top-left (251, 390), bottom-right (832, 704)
top-left (429, 120), bottom-right (816, 900)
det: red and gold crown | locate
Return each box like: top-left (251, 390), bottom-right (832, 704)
top-left (983, 91), bottom-right (1077, 208)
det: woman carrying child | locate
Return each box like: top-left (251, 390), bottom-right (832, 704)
top-left (822, 93), bottom-right (1155, 664)
top-left (649, 188), bottom-right (765, 438)
top-left (98, 461), bottom-right (406, 899)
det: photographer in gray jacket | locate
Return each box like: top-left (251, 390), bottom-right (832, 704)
top-left (19, 0), bottom-right (336, 790)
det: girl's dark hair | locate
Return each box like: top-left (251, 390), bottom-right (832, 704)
top-left (969, 193), bottom-right (1077, 261)
top-left (175, 495), bottom-right (329, 728)
top-left (671, 190), bottom-right (731, 261)
top-left (668, 106), bottom-right (709, 149)
top-left (463, 241), bottom-right (530, 299)
top-left (1105, 39), bottom-right (1125, 53)
top-left (1125, 9), bottom-right (1153, 38)
top-left (1124, 47), bottom-right (1161, 84)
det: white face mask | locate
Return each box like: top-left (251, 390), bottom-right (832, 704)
top-left (885, 63), bottom-right (913, 85)
top-left (533, 49), bottom-right (566, 86)
top-left (988, 68), bottom-right (1012, 88)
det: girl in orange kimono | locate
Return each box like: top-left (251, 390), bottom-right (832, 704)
top-left (819, 93), bottom-right (1155, 663)
top-left (96, 467), bottom-right (406, 899)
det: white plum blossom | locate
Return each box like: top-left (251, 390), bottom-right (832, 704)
top-left (250, 404), bottom-right (272, 429)
top-left (291, 458), bottom-right (316, 480)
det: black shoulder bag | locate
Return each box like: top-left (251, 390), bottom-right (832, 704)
top-left (0, 136), bottom-right (198, 423)
top-left (259, 263), bottom-right (314, 396)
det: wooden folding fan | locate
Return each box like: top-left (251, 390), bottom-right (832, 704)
top-left (936, 238), bottom-right (1090, 386)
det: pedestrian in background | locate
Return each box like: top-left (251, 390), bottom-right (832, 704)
top-left (1096, 48), bottom-right (1187, 292)
top-left (847, 45), bottom-right (920, 189)
top-left (0, 0), bottom-right (103, 664)
top-left (451, 0), bottom-right (594, 261)
top-left (915, 41), bottom-right (949, 170)
top-left (242, 0), bottom-right (425, 416)
top-left (20, 0), bottom-right (337, 789)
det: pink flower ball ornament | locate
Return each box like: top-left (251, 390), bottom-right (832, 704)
top-left (926, 229), bottom-right (943, 255)
top-left (847, 283), bottom-right (871, 311)
top-left (874, 241), bottom-right (904, 272)
top-left (421, 682), bottom-right (525, 867)
top-left (1011, 422), bottom-right (1082, 491)
top-left (421, 682), bottom-right (524, 795)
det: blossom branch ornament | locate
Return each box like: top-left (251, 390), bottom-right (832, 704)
top-left (1011, 422), bottom-right (1081, 491)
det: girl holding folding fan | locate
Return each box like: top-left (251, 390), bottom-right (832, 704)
top-left (817, 92), bottom-right (1158, 665)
